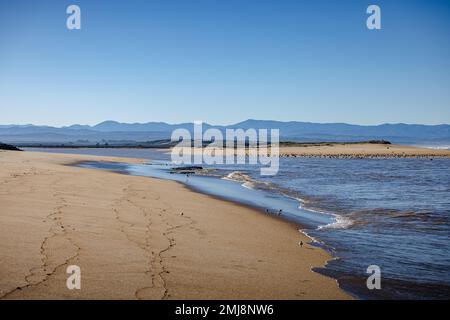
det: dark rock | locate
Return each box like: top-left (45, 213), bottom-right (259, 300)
top-left (171, 166), bottom-right (203, 171)
top-left (0, 142), bottom-right (22, 151)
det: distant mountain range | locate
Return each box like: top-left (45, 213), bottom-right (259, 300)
top-left (1, 120), bottom-right (450, 146)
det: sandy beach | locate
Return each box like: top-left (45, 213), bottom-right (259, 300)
top-left (0, 150), bottom-right (350, 300)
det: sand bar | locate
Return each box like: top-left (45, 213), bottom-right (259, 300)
top-left (278, 143), bottom-right (450, 158)
top-left (170, 143), bottom-right (450, 159)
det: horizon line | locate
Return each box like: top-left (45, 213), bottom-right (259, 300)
top-left (1, 119), bottom-right (450, 128)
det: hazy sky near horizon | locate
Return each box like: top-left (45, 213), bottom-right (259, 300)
top-left (1, 0), bottom-right (450, 127)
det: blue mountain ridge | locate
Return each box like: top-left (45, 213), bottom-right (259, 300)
top-left (1, 120), bottom-right (449, 145)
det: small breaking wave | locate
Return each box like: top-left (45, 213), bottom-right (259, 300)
top-left (223, 171), bottom-right (354, 230)
top-left (291, 196), bottom-right (353, 230)
top-left (222, 171), bottom-right (270, 190)
top-left (318, 214), bottom-right (354, 230)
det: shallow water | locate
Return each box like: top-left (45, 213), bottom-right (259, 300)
top-left (261, 157), bottom-right (450, 300)
top-left (25, 148), bottom-right (450, 299)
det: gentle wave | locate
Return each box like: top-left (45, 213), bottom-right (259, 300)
top-left (222, 171), bottom-right (270, 190)
top-left (318, 214), bottom-right (354, 230)
top-left (293, 197), bottom-right (353, 230)
top-left (223, 171), bottom-right (354, 230)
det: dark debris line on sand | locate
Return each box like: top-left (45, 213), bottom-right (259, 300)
top-left (0, 142), bottom-right (22, 151)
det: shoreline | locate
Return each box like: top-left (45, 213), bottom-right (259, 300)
top-left (71, 158), bottom-right (350, 295)
top-left (0, 150), bottom-right (351, 299)
top-left (73, 158), bottom-right (307, 237)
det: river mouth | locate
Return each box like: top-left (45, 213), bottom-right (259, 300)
top-left (75, 157), bottom-right (450, 300)
top-left (25, 148), bottom-right (450, 300)
top-left (75, 160), bottom-right (336, 229)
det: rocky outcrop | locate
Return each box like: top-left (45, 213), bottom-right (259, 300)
top-left (0, 142), bottom-right (21, 151)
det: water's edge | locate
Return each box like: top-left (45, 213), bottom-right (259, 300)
top-left (70, 160), bottom-right (357, 299)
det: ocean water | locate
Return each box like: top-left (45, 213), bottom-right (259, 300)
top-left (255, 157), bottom-right (450, 300)
top-left (25, 148), bottom-right (450, 299)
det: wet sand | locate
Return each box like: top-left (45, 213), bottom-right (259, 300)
top-left (0, 150), bottom-right (351, 300)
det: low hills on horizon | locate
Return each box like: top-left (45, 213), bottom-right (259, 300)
top-left (1, 119), bottom-right (450, 146)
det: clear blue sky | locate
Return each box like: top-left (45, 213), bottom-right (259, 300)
top-left (1, 0), bottom-right (449, 126)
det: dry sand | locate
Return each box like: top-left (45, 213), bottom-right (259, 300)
top-left (0, 150), bottom-right (350, 300)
